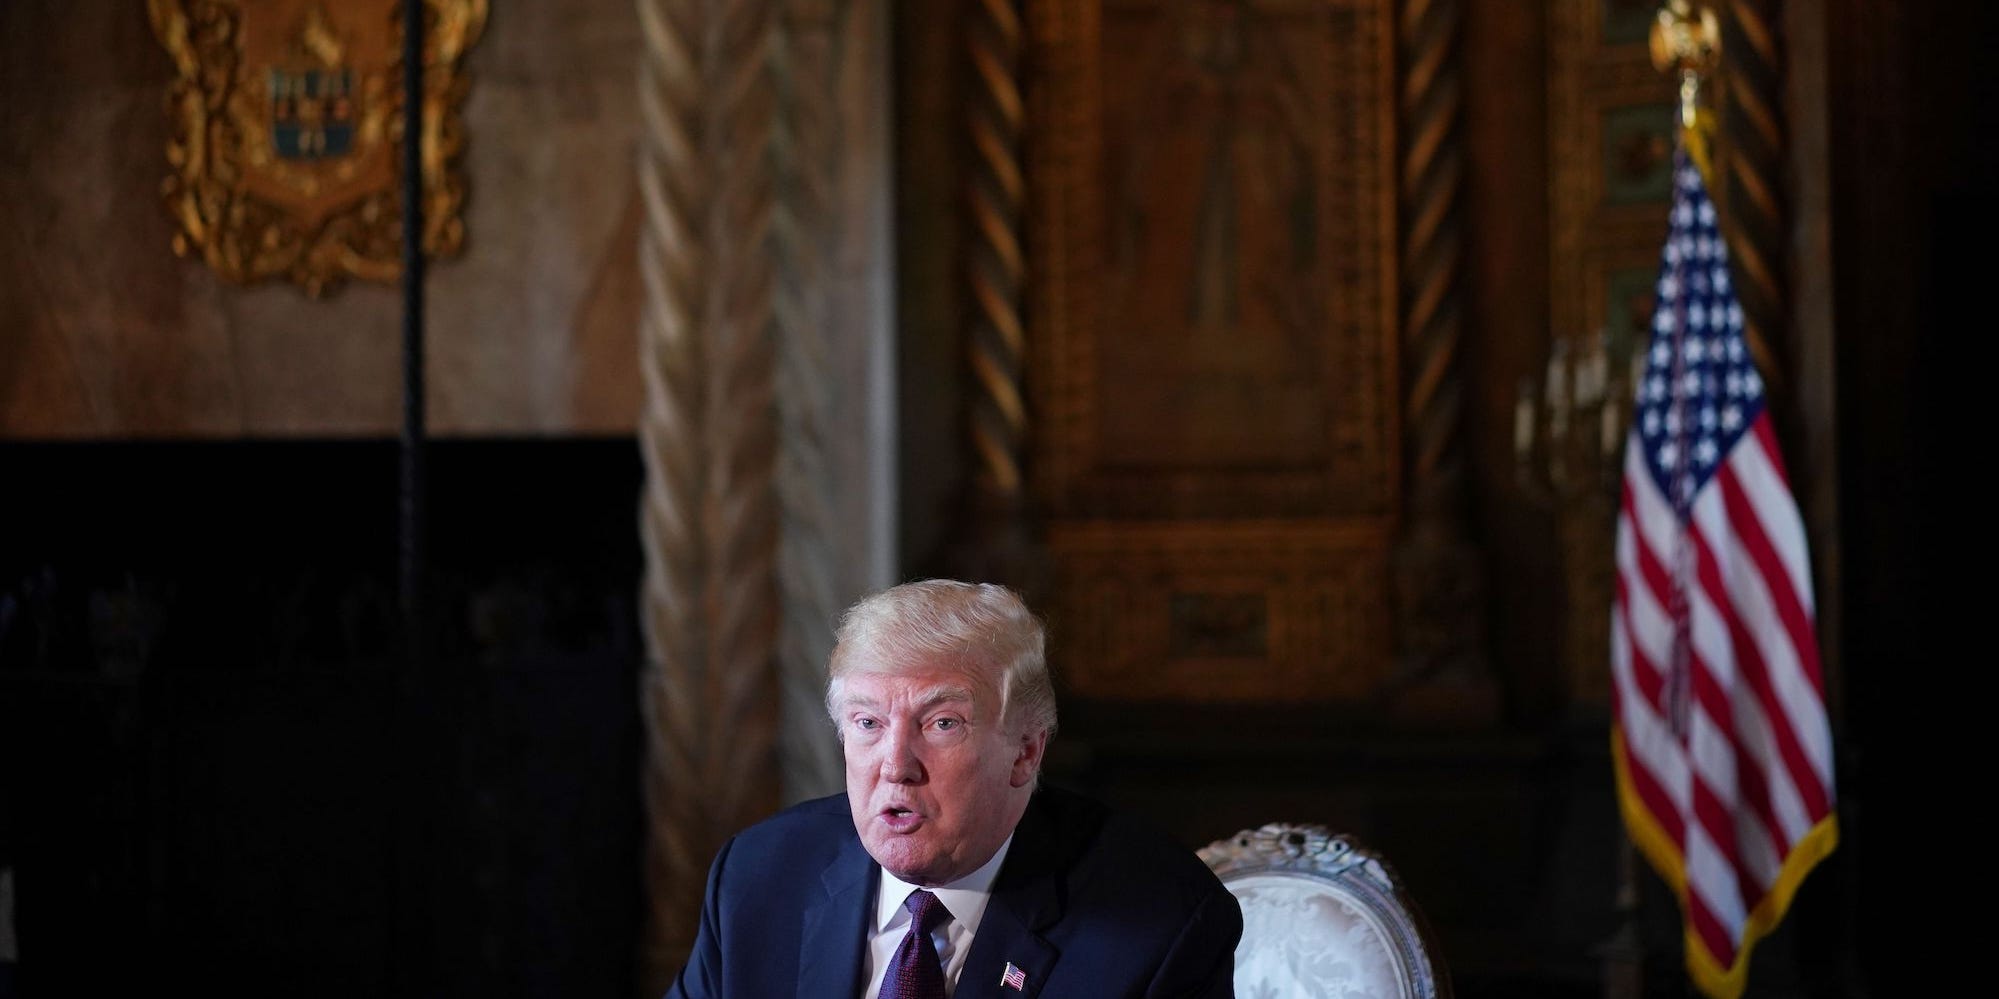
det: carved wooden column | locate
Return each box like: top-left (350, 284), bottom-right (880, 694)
top-left (1713, 0), bottom-right (1785, 390)
top-left (772, 0), bottom-right (845, 803)
top-left (956, 0), bottom-right (1034, 587)
top-left (635, 0), bottom-right (781, 985)
top-left (1392, 0), bottom-right (1492, 717)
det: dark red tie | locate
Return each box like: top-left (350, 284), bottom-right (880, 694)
top-left (879, 888), bottom-right (951, 999)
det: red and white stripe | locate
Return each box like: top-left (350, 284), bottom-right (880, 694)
top-left (1611, 413), bottom-right (1836, 992)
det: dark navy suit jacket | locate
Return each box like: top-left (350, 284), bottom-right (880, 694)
top-left (663, 785), bottom-right (1241, 999)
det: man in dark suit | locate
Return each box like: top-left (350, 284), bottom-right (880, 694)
top-left (664, 580), bottom-right (1241, 998)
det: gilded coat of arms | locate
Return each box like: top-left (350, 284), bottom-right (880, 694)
top-left (148, 0), bottom-right (487, 295)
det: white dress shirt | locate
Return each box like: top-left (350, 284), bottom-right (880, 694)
top-left (860, 835), bottom-right (1013, 999)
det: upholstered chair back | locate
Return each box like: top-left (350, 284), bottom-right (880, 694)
top-left (1200, 824), bottom-right (1450, 999)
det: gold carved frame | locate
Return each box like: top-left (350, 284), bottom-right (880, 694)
top-left (149, 0), bottom-right (486, 296)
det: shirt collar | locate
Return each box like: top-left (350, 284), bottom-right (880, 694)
top-left (873, 834), bottom-right (1014, 938)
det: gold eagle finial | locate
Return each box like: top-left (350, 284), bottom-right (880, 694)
top-left (1650, 0), bottom-right (1720, 130)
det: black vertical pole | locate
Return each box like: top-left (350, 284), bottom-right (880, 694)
top-left (394, 3), bottom-right (428, 995)
top-left (400, 0), bottom-right (427, 649)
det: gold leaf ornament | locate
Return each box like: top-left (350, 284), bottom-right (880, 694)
top-left (148, 0), bottom-right (487, 296)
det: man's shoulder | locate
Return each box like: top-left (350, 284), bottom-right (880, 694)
top-left (760, 790), bottom-right (853, 824)
top-left (1026, 784), bottom-right (1225, 893)
top-left (728, 791), bottom-right (855, 853)
top-left (696, 792), bottom-right (863, 904)
top-left (1025, 787), bottom-right (1243, 989)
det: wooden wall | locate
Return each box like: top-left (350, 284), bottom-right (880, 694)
top-left (0, 0), bottom-right (644, 437)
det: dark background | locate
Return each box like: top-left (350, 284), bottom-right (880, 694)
top-left (1, 441), bottom-right (645, 996)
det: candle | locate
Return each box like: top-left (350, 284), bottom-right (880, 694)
top-left (1546, 339), bottom-right (1570, 410)
top-left (1601, 394), bottom-right (1622, 458)
top-left (1514, 378), bottom-right (1537, 463)
top-left (1584, 330), bottom-right (1610, 406)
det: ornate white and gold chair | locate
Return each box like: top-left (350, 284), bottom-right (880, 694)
top-left (1200, 824), bottom-right (1451, 999)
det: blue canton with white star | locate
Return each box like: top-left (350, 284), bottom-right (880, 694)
top-left (1634, 149), bottom-right (1764, 516)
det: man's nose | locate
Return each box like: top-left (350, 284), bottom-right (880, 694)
top-left (881, 725), bottom-right (924, 783)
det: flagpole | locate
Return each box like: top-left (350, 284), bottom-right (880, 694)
top-left (391, 3), bottom-right (428, 993)
top-left (1599, 834), bottom-right (1644, 999)
top-left (1596, 8), bottom-right (1720, 999)
top-left (400, 0), bottom-right (429, 657)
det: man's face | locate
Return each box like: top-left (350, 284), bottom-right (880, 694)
top-left (836, 656), bottom-right (1046, 886)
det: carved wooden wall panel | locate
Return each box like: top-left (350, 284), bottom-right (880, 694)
top-left (1051, 522), bottom-right (1390, 701)
top-left (1027, 0), bottom-right (1399, 703)
top-left (1549, 0), bottom-right (1676, 368)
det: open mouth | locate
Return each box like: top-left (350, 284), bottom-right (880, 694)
top-left (880, 806), bottom-right (923, 832)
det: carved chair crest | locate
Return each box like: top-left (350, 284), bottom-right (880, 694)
top-left (1200, 824), bottom-right (1451, 999)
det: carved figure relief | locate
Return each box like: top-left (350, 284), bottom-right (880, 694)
top-left (1100, 0), bottom-right (1325, 470)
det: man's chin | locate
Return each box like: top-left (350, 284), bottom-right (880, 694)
top-left (865, 838), bottom-right (946, 885)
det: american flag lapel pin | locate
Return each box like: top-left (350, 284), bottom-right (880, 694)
top-left (1000, 962), bottom-right (1027, 991)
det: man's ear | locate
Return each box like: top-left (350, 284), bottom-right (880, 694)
top-left (1009, 728), bottom-right (1049, 788)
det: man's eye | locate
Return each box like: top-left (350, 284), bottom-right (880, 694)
top-left (854, 717), bottom-right (879, 731)
top-left (933, 717), bottom-right (960, 731)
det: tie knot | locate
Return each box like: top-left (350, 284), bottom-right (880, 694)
top-left (904, 888), bottom-right (951, 934)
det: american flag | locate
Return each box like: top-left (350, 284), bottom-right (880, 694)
top-left (1610, 143), bottom-right (1839, 999)
top-left (1000, 962), bottom-right (1026, 991)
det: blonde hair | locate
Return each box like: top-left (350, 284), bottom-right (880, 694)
top-left (825, 580), bottom-right (1057, 739)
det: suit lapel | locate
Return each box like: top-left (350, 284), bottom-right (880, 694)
top-left (797, 831), bottom-right (875, 999)
top-left (958, 890), bottom-right (1058, 999)
top-left (959, 795), bottom-right (1065, 999)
